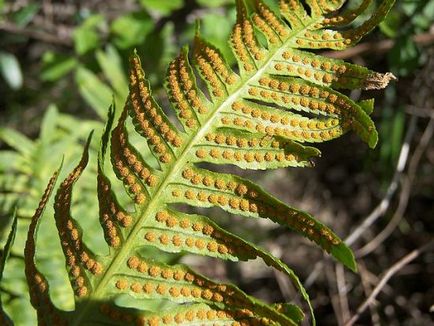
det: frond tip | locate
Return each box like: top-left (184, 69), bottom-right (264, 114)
top-left (24, 163), bottom-right (67, 325)
top-left (22, 0), bottom-right (395, 325)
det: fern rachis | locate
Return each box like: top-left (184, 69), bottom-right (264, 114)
top-left (3, 1), bottom-right (397, 325)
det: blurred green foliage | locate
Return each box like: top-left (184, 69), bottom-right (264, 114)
top-left (382, 0), bottom-right (434, 76)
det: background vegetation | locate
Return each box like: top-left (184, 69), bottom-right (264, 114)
top-left (0, 0), bottom-right (433, 325)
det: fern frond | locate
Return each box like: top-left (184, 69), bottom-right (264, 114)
top-left (0, 212), bottom-right (16, 326)
top-left (24, 1), bottom-right (395, 324)
top-left (24, 165), bottom-right (67, 325)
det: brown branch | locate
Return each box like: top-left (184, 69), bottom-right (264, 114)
top-left (344, 116), bottom-right (417, 247)
top-left (325, 262), bottom-right (344, 325)
top-left (0, 21), bottom-right (72, 46)
top-left (344, 241), bottom-right (434, 326)
top-left (336, 264), bottom-right (350, 324)
top-left (269, 244), bottom-right (299, 302)
top-left (358, 263), bottom-right (381, 326)
top-left (357, 117), bottom-right (434, 257)
top-left (406, 105), bottom-right (434, 119)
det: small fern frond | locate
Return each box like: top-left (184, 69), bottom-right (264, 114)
top-left (0, 211), bottom-right (16, 326)
top-left (24, 1), bottom-right (395, 324)
top-left (24, 165), bottom-right (66, 325)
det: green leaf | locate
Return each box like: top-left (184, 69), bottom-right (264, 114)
top-left (111, 12), bottom-right (153, 49)
top-left (409, 0), bottom-right (434, 30)
top-left (388, 36), bottom-right (420, 76)
top-left (196, 0), bottom-right (233, 7)
top-left (0, 127), bottom-right (34, 156)
top-left (75, 66), bottom-right (113, 119)
top-left (141, 22), bottom-right (177, 84)
top-left (74, 28), bottom-right (100, 55)
top-left (0, 51), bottom-right (23, 90)
top-left (139, 0), bottom-right (184, 14)
top-left (41, 51), bottom-right (77, 81)
top-left (422, 0), bottom-right (434, 21)
top-left (39, 105), bottom-right (59, 143)
top-left (0, 150), bottom-right (21, 171)
top-left (73, 14), bottom-right (104, 55)
top-left (96, 45), bottom-right (129, 100)
top-left (331, 243), bottom-right (357, 272)
top-left (379, 10), bottom-right (401, 38)
top-left (10, 3), bottom-right (39, 27)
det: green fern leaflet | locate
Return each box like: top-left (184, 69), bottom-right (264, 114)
top-left (19, 0), bottom-right (395, 325)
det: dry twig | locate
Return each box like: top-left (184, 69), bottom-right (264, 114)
top-left (344, 241), bottom-right (434, 326)
top-left (357, 118), bottom-right (434, 257)
top-left (325, 262), bottom-right (344, 325)
top-left (345, 116), bottom-right (417, 246)
top-left (0, 21), bottom-right (72, 46)
top-left (358, 262), bottom-right (381, 325)
top-left (336, 264), bottom-right (350, 324)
